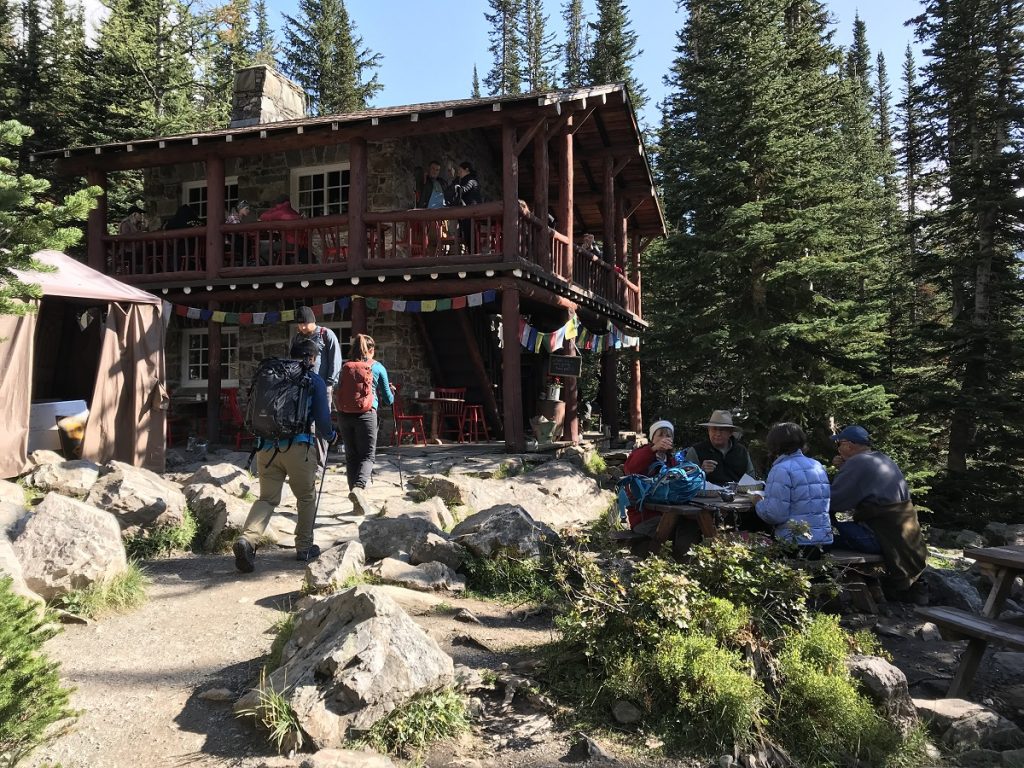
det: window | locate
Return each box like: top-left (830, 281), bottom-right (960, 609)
top-left (181, 177), bottom-right (240, 223)
top-left (181, 328), bottom-right (239, 386)
top-left (319, 320), bottom-right (353, 360)
top-left (292, 164), bottom-right (350, 217)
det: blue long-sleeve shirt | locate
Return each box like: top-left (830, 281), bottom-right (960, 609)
top-left (258, 370), bottom-right (337, 450)
top-left (371, 361), bottom-right (395, 410)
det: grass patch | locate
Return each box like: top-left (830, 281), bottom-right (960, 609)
top-left (584, 452), bottom-right (607, 476)
top-left (17, 478), bottom-right (44, 505)
top-left (462, 551), bottom-right (557, 604)
top-left (52, 562), bottom-right (149, 618)
top-left (431, 601), bottom-right (455, 615)
top-left (236, 669), bottom-right (303, 754)
top-left (360, 687), bottom-right (468, 756)
top-left (265, 612), bottom-right (297, 672)
top-left (124, 508), bottom-right (199, 560)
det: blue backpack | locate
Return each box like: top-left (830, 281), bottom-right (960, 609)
top-left (615, 460), bottom-right (706, 525)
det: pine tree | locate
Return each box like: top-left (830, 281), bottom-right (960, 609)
top-left (843, 13), bottom-right (873, 99)
top-left (585, 0), bottom-right (645, 110)
top-left (651, 0), bottom-right (895, 464)
top-left (561, 0), bottom-right (588, 88)
top-left (471, 64), bottom-right (481, 98)
top-left (252, 0), bottom-right (276, 66)
top-left (281, 0), bottom-right (382, 115)
top-left (202, 0), bottom-right (256, 125)
top-left (896, 46), bottom-right (924, 325)
top-left (522, 0), bottom-right (557, 92)
top-left (910, 0), bottom-right (1024, 511)
top-left (484, 0), bottom-right (522, 96)
top-left (0, 0), bottom-right (18, 120)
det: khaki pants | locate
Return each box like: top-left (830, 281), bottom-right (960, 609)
top-left (241, 442), bottom-right (319, 552)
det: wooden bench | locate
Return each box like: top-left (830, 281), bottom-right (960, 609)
top-left (917, 605), bottom-right (1024, 697)
top-left (796, 549), bottom-right (886, 614)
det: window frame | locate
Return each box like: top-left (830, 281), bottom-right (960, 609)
top-left (290, 163), bottom-right (351, 218)
top-left (179, 327), bottom-right (240, 388)
top-left (181, 176), bottom-right (240, 223)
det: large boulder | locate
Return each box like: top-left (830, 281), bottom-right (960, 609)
top-left (236, 586), bottom-right (454, 749)
top-left (920, 567), bottom-right (984, 613)
top-left (371, 558), bottom-right (466, 592)
top-left (0, 501), bottom-right (30, 541)
top-left (183, 463), bottom-right (253, 499)
top-left (305, 542), bottom-right (365, 593)
top-left (0, 537), bottom-right (43, 604)
top-left (27, 459), bottom-right (101, 498)
top-left (410, 461), bottom-right (613, 529)
top-left (12, 493), bottom-right (127, 600)
top-left (86, 460), bottom-right (188, 531)
top-left (450, 504), bottom-right (558, 559)
top-left (0, 480), bottom-right (23, 506)
top-left (915, 698), bottom-right (1024, 751)
top-left (380, 496), bottom-right (454, 530)
top-left (183, 483), bottom-right (251, 551)
top-left (29, 449), bottom-right (65, 467)
top-left (358, 517), bottom-right (464, 568)
top-left (845, 654), bottom-right (918, 735)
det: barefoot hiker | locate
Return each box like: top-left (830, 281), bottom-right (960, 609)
top-left (233, 338), bottom-right (338, 572)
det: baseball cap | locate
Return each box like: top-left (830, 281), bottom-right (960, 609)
top-left (832, 425), bottom-right (871, 445)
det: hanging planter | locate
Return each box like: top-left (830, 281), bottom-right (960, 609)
top-left (547, 385), bottom-right (562, 401)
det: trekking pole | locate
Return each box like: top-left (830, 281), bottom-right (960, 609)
top-left (393, 405), bottom-right (404, 488)
top-left (313, 440), bottom-right (330, 522)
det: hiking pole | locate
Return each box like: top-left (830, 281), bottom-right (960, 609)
top-left (313, 439), bottom-right (330, 522)
top-left (393, 405), bottom-right (404, 488)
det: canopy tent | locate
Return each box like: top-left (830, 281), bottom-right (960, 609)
top-left (0, 250), bottom-right (167, 478)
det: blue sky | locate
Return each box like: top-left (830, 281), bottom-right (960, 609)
top-left (264, 0), bottom-right (927, 127)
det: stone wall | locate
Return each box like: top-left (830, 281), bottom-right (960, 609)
top-left (230, 66), bottom-right (307, 128)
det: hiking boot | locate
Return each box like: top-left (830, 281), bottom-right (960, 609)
top-left (296, 544), bottom-right (321, 562)
top-left (233, 538), bottom-right (255, 573)
top-left (349, 487), bottom-right (373, 516)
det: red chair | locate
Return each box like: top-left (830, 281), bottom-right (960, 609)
top-left (463, 404), bottom-right (491, 443)
top-left (220, 388), bottom-right (250, 449)
top-left (435, 386), bottom-right (467, 443)
top-left (476, 221), bottom-right (502, 255)
top-left (391, 385), bottom-right (427, 446)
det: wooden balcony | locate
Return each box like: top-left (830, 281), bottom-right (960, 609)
top-left (103, 202), bottom-right (641, 319)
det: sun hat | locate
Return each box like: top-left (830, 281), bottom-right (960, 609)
top-left (648, 420), bottom-right (674, 442)
top-left (831, 425), bottom-right (871, 446)
top-left (698, 410), bottom-right (740, 431)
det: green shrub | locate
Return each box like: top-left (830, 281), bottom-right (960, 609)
top-left (0, 578), bottom-right (75, 767)
top-left (265, 612), bottom-right (296, 672)
top-left (124, 509), bottom-right (199, 560)
top-left (584, 452), bottom-right (607, 476)
top-left (361, 687), bottom-right (468, 756)
top-left (236, 669), bottom-right (303, 754)
top-left (52, 562), bottom-right (148, 618)
top-left (462, 551), bottom-right (556, 603)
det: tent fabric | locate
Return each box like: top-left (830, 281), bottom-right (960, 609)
top-left (13, 250), bottom-right (160, 305)
top-left (0, 307), bottom-right (38, 478)
top-left (82, 303), bottom-right (167, 471)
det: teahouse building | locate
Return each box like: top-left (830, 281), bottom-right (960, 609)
top-left (34, 66), bottom-right (664, 451)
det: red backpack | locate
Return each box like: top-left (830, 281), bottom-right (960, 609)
top-left (338, 361), bottom-right (374, 413)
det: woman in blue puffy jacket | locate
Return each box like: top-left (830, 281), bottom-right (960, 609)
top-left (753, 422), bottom-right (832, 552)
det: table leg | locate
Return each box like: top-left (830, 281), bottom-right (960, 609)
top-left (653, 513), bottom-right (675, 546)
top-left (430, 404), bottom-right (441, 441)
top-left (983, 568), bottom-right (1015, 618)
top-left (696, 510), bottom-right (718, 539)
top-left (948, 638), bottom-right (988, 698)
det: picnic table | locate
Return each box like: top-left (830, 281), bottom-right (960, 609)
top-left (644, 495), bottom-right (757, 547)
top-left (917, 544), bottom-right (1024, 697)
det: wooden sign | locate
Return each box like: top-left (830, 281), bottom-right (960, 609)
top-left (547, 354), bottom-right (582, 378)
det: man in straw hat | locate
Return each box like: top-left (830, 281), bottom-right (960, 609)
top-left (684, 410), bottom-right (755, 486)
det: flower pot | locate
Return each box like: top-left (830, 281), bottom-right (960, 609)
top-left (547, 386), bottom-right (562, 401)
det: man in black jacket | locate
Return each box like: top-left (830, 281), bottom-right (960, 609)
top-left (684, 410), bottom-right (756, 486)
top-left (447, 161), bottom-right (481, 251)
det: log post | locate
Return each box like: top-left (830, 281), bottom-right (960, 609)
top-left (501, 286), bottom-right (525, 451)
top-left (561, 336), bottom-right (580, 443)
top-left (603, 155), bottom-right (616, 271)
top-left (206, 301), bottom-right (222, 444)
top-left (351, 296), bottom-right (367, 336)
top-left (557, 117), bottom-right (574, 278)
top-left (205, 155), bottom-right (225, 280)
top-left (533, 121), bottom-right (549, 270)
top-left (601, 350), bottom-right (619, 439)
top-left (348, 137), bottom-right (367, 271)
top-left (502, 121), bottom-right (519, 263)
top-left (629, 353), bottom-right (642, 432)
top-left (615, 195), bottom-right (627, 273)
top-left (87, 168), bottom-right (107, 272)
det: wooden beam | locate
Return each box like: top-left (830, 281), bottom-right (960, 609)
top-left (351, 296), bottom-right (367, 335)
top-left (615, 195), bottom-right (627, 272)
top-left (557, 117), bottom-right (574, 278)
top-left (569, 106), bottom-right (597, 135)
top-left (502, 121), bottom-right (519, 264)
top-left (629, 353), bottom-right (642, 432)
top-left (205, 155), bottom-right (225, 280)
top-left (603, 155), bottom-right (616, 269)
top-left (457, 311), bottom-right (503, 435)
top-left (87, 168), bottom-right (106, 272)
top-left (412, 314), bottom-right (443, 385)
top-left (206, 300), bottom-right (222, 444)
top-left (501, 286), bottom-right (526, 452)
top-left (533, 120), bottom-right (549, 269)
top-left (348, 138), bottom-right (367, 270)
top-left (612, 155), bottom-right (631, 178)
top-left (601, 350), bottom-right (619, 438)
top-left (513, 117), bottom-right (547, 157)
top-left (544, 111), bottom-right (573, 142)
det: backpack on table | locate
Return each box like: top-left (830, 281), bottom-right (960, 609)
top-left (338, 360), bottom-right (374, 414)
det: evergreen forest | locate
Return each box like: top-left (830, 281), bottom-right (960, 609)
top-left (1, 0), bottom-right (1021, 524)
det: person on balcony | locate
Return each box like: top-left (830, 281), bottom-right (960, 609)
top-left (224, 200), bottom-right (252, 264)
top-left (118, 205), bottom-right (148, 235)
top-left (259, 193), bottom-right (309, 263)
top-left (446, 161), bottom-right (481, 252)
top-left (416, 161), bottom-right (451, 251)
top-left (225, 199), bottom-right (251, 224)
top-left (162, 204), bottom-right (200, 271)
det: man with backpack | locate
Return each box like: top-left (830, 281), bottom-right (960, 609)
top-left (233, 338), bottom-right (338, 573)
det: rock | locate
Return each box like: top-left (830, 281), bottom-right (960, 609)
top-left (0, 537), bottom-right (44, 604)
top-left (0, 480), bottom-right (24, 506)
top-left (612, 700), bottom-right (643, 724)
top-left (0, 501), bottom-right (30, 541)
top-left (564, 734), bottom-right (616, 763)
top-left (372, 558), bottom-right (465, 592)
top-left (29, 449), bottom-right (65, 467)
top-left (993, 652), bottom-right (1024, 677)
top-left (450, 504), bottom-right (558, 559)
top-left (27, 460), bottom-right (101, 498)
top-left (304, 541), bottom-right (365, 593)
top-left (955, 530), bottom-right (986, 549)
top-left (183, 463), bottom-right (253, 498)
top-left (914, 697), bottom-right (988, 731)
top-left (199, 688), bottom-right (235, 702)
top-left (407, 475), bottom-right (464, 506)
top-left (982, 522), bottom-right (1024, 547)
top-left (380, 496), bottom-right (454, 530)
top-left (1002, 748), bottom-right (1024, 767)
top-left (1001, 685), bottom-right (1024, 711)
top-left (408, 532), bottom-right (465, 570)
top-left (297, 749), bottom-right (397, 768)
top-left (954, 749), bottom-right (1003, 767)
top-left (845, 655), bottom-right (918, 734)
top-left (358, 516), bottom-right (454, 563)
top-left (183, 483), bottom-right (250, 550)
top-left (921, 566), bottom-right (984, 613)
top-left (86, 460), bottom-right (188, 531)
top-left (235, 586), bottom-right (454, 749)
top-left (12, 492), bottom-right (127, 600)
top-left (454, 608), bottom-right (481, 624)
top-left (923, 700), bottom-right (1024, 751)
top-left (917, 622), bottom-right (943, 641)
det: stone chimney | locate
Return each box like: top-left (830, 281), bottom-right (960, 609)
top-left (229, 65), bottom-right (307, 128)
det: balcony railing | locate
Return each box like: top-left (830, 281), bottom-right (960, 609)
top-left (100, 202), bottom-right (641, 318)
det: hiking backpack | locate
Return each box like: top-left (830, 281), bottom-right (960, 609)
top-left (338, 360), bottom-right (374, 414)
top-left (245, 358), bottom-right (313, 441)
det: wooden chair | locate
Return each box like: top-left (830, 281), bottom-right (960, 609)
top-left (391, 384), bottom-right (427, 446)
top-left (476, 221), bottom-right (502, 255)
top-left (463, 404), bottom-right (491, 442)
top-left (435, 386), bottom-right (467, 443)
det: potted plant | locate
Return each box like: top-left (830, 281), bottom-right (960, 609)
top-left (546, 376), bottom-right (563, 401)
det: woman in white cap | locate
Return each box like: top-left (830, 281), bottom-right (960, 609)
top-left (684, 409), bottom-right (756, 486)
